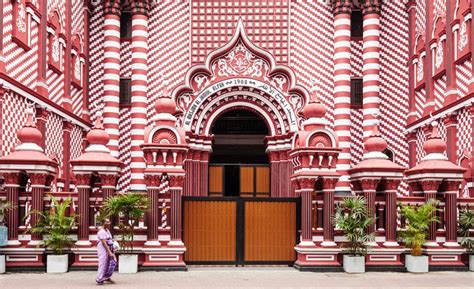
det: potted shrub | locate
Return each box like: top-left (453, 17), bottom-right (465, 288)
top-left (399, 199), bottom-right (438, 273)
top-left (101, 193), bottom-right (149, 273)
top-left (27, 196), bottom-right (76, 273)
top-left (0, 200), bottom-right (14, 274)
top-left (334, 196), bottom-right (374, 273)
top-left (458, 208), bottom-right (474, 271)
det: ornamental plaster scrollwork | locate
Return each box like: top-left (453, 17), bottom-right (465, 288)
top-left (458, 21), bottom-right (468, 51)
top-left (171, 19), bottom-right (310, 135)
top-left (417, 57), bottom-right (424, 82)
top-left (435, 42), bottom-right (444, 69)
top-left (16, 1), bottom-right (27, 33)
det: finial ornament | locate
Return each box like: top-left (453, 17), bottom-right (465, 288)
top-left (363, 116), bottom-right (388, 160)
top-left (421, 121), bottom-right (448, 161)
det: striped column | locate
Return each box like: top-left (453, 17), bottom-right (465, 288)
top-left (296, 178), bottom-right (316, 245)
top-left (129, 6), bottom-right (149, 191)
top-left (102, 2), bottom-right (121, 157)
top-left (144, 174), bottom-right (161, 244)
top-left (169, 175), bottom-right (185, 244)
top-left (421, 180), bottom-right (441, 246)
top-left (444, 181), bottom-right (461, 246)
top-left (361, 1), bottom-right (381, 139)
top-left (384, 180), bottom-right (400, 246)
top-left (332, 2), bottom-right (352, 192)
top-left (28, 173), bottom-right (49, 242)
top-left (321, 178), bottom-right (338, 247)
top-left (3, 173), bottom-right (21, 243)
top-left (361, 179), bottom-right (378, 238)
top-left (73, 173), bottom-right (92, 246)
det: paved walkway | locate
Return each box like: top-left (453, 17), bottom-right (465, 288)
top-left (1, 267), bottom-right (473, 288)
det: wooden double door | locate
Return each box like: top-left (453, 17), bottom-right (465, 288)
top-left (183, 197), bottom-right (299, 265)
top-left (209, 164), bottom-right (270, 197)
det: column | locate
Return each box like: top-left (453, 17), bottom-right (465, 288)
top-left (444, 181), bottom-right (461, 247)
top-left (406, 0), bottom-right (417, 123)
top-left (101, 173), bottom-right (117, 234)
top-left (62, 0), bottom-right (72, 111)
top-left (82, 2), bottom-right (92, 122)
top-left (296, 178), bottom-right (315, 245)
top-left (74, 173), bottom-right (92, 246)
top-left (3, 172), bottom-right (21, 245)
top-left (35, 106), bottom-right (49, 149)
top-left (36, 0), bottom-right (48, 97)
top-left (144, 174), bottom-right (161, 245)
top-left (361, 0), bottom-right (381, 139)
top-left (100, 173), bottom-right (117, 201)
top-left (332, 2), bottom-right (352, 192)
top-left (62, 121), bottom-right (74, 192)
top-left (321, 178), bottom-right (338, 246)
top-left (129, 2), bottom-right (150, 191)
top-left (361, 178), bottom-right (379, 238)
top-left (28, 173), bottom-right (50, 243)
top-left (102, 1), bottom-right (121, 157)
top-left (183, 151), bottom-right (193, 196)
top-left (384, 179), bottom-right (400, 246)
top-left (279, 151), bottom-right (291, 197)
top-left (444, 0), bottom-right (458, 104)
top-left (269, 151), bottom-right (280, 197)
top-left (423, 0), bottom-right (435, 115)
top-left (421, 180), bottom-right (441, 246)
top-left (168, 175), bottom-right (185, 245)
top-left (444, 114), bottom-right (458, 163)
top-left (200, 151), bottom-right (210, 196)
top-left (470, 0), bottom-right (474, 94)
top-left (407, 132), bottom-right (417, 168)
top-left (0, 0), bottom-right (4, 73)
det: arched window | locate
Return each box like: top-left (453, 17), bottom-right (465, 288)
top-left (382, 148), bottom-right (394, 162)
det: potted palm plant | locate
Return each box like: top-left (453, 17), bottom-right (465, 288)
top-left (101, 193), bottom-right (149, 273)
top-left (27, 196), bottom-right (76, 273)
top-left (0, 200), bottom-right (14, 274)
top-left (458, 208), bottom-right (474, 271)
top-left (399, 199), bottom-right (438, 273)
top-left (334, 196), bottom-right (374, 273)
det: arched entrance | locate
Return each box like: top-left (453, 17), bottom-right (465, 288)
top-left (209, 109), bottom-right (270, 197)
top-left (175, 19), bottom-right (309, 265)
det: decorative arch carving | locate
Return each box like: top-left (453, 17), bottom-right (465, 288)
top-left (152, 128), bottom-right (178, 145)
top-left (308, 132), bottom-right (333, 148)
top-left (172, 19), bottom-right (310, 136)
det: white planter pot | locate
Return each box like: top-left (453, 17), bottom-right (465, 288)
top-left (47, 254), bottom-right (69, 273)
top-left (343, 255), bottom-right (365, 273)
top-left (0, 255), bottom-right (5, 274)
top-left (469, 255), bottom-right (474, 272)
top-left (405, 255), bottom-right (428, 273)
top-left (119, 254), bottom-right (138, 274)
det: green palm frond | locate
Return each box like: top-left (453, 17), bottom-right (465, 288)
top-left (100, 192), bottom-right (149, 253)
top-left (458, 208), bottom-right (474, 253)
top-left (334, 196), bottom-right (375, 256)
top-left (399, 199), bottom-right (439, 256)
top-left (25, 196), bottom-right (76, 255)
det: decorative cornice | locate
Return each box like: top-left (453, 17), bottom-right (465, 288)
top-left (129, 0), bottom-right (152, 17)
top-left (361, 0), bottom-right (381, 15)
top-left (103, 0), bottom-right (122, 16)
top-left (332, 0), bottom-right (352, 15)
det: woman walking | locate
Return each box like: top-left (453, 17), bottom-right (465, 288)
top-left (96, 218), bottom-right (116, 285)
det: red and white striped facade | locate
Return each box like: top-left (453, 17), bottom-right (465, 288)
top-left (0, 0), bottom-right (473, 270)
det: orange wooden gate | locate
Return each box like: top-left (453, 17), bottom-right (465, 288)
top-left (183, 197), bottom-right (299, 265)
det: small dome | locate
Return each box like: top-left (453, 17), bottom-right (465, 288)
top-left (17, 107), bottom-right (42, 146)
top-left (155, 80), bottom-right (176, 115)
top-left (86, 112), bottom-right (110, 146)
top-left (423, 121), bottom-right (446, 155)
top-left (364, 120), bottom-right (387, 153)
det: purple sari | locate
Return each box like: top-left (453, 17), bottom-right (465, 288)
top-left (96, 228), bottom-right (116, 283)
